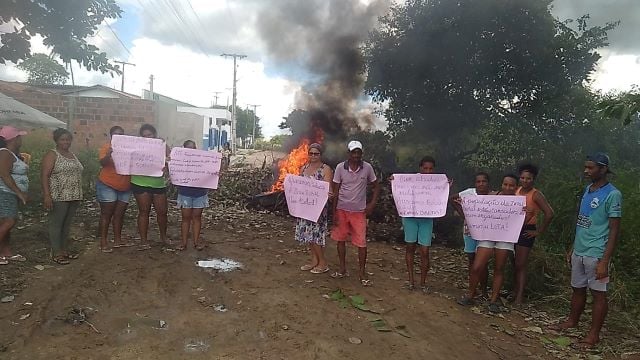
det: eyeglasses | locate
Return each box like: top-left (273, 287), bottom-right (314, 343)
top-left (308, 152), bottom-right (321, 156)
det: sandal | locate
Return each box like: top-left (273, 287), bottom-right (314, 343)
top-left (66, 253), bottom-right (79, 260)
top-left (100, 248), bottom-right (113, 253)
top-left (176, 245), bottom-right (186, 251)
top-left (300, 264), bottom-right (315, 271)
top-left (360, 279), bottom-right (373, 287)
top-left (52, 256), bottom-right (70, 265)
top-left (310, 266), bottom-right (329, 274)
top-left (488, 302), bottom-right (501, 313)
top-left (113, 243), bottom-right (134, 248)
top-left (137, 244), bottom-right (152, 251)
top-left (456, 296), bottom-right (475, 306)
top-left (195, 243), bottom-right (205, 251)
top-left (9, 254), bottom-right (27, 262)
top-left (330, 271), bottom-right (348, 278)
top-left (0, 257), bottom-right (8, 265)
top-left (403, 282), bottom-right (415, 291)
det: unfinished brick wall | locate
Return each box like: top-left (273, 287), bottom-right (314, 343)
top-left (1, 86), bottom-right (155, 149)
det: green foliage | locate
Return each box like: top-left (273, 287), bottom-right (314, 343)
top-left (598, 90), bottom-right (640, 125)
top-left (0, 0), bottom-right (122, 73)
top-left (365, 0), bottom-right (617, 165)
top-left (231, 106), bottom-right (263, 146)
top-left (16, 53), bottom-right (69, 85)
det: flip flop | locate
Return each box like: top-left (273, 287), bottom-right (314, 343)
top-left (0, 258), bottom-right (8, 265)
top-left (310, 266), bottom-right (329, 274)
top-left (456, 296), bottom-right (475, 306)
top-left (113, 243), bottom-right (134, 248)
top-left (360, 279), bottom-right (373, 287)
top-left (100, 248), bottom-right (113, 253)
top-left (330, 271), bottom-right (348, 278)
top-left (137, 244), bottom-right (152, 251)
top-left (8, 254), bottom-right (27, 262)
top-left (52, 256), bottom-right (70, 265)
top-left (300, 264), bottom-right (315, 271)
top-left (66, 253), bottom-right (79, 260)
top-left (195, 243), bottom-right (205, 251)
top-left (176, 245), bottom-right (186, 251)
top-left (570, 340), bottom-right (597, 351)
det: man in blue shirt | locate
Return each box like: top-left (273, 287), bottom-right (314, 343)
top-left (551, 153), bottom-right (622, 349)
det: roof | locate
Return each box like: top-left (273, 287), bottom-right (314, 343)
top-left (0, 81), bottom-right (139, 99)
top-left (142, 89), bottom-right (195, 107)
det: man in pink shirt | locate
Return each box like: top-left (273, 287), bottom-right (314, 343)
top-left (331, 140), bottom-right (380, 286)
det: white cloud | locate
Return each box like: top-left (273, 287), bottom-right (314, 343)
top-left (590, 53), bottom-right (640, 93)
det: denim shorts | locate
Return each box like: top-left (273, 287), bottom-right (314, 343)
top-left (463, 234), bottom-right (478, 253)
top-left (0, 191), bottom-right (18, 218)
top-left (477, 240), bottom-right (515, 252)
top-left (177, 194), bottom-right (209, 209)
top-left (96, 180), bottom-right (131, 204)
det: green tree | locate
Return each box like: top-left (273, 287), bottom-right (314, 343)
top-left (0, 0), bottom-right (122, 73)
top-left (364, 0), bottom-right (617, 166)
top-left (16, 53), bottom-right (69, 85)
top-left (598, 90), bottom-right (640, 126)
top-left (230, 106), bottom-right (263, 146)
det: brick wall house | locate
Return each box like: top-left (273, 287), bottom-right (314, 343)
top-left (0, 81), bottom-right (155, 149)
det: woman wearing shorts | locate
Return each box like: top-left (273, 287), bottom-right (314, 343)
top-left (0, 126), bottom-right (29, 265)
top-left (131, 124), bottom-right (169, 250)
top-left (513, 163), bottom-right (554, 304)
top-left (458, 174), bottom-right (521, 313)
top-left (176, 140), bottom-right (209, 251)
top-left (96, 126), bottom-right (132, 252)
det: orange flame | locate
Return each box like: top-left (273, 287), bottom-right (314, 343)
top-left (270, 127), bottom-right (324, 192)
top-left (271, 139), bottom-right (310, 191)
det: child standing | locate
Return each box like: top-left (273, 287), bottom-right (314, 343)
top-left (176, 140), bottom-right (208, 251)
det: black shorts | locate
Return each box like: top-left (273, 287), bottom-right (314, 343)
top-left (517, 224), bottom-right (536, 248)
top-left (131, 183), bottom-right (167, 195)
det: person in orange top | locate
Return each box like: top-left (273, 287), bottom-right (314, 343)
top-left (96, 126), bottom-right (132, 252)
top-left (514, 163), bottom-right (554, 304)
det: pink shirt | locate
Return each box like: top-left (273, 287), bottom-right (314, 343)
top-left (333, 160), bottom-right (377, 212)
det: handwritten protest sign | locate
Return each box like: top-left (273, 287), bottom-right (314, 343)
top-left (283, 174), bottom-right (329, 223)
top-left (391, 174), bottom-right (449, 218)
top-left (461, 195), bottom-right (526, 242)
top-left (111, 135), bottom-right (166, 176)
top-left (169, 148), bottom-right (222, 189)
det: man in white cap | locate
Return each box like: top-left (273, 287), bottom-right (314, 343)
top-left (330, 140), bottom-right (380, 286)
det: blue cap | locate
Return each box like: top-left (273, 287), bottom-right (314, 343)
top-left (587, 152), bottom-right (612, 173)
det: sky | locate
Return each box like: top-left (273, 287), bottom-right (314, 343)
top-left (1, 0), bottom-right (639, 138)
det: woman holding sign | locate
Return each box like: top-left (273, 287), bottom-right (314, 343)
top-left (176, 140), bottom-right (208, 251)
top-left (458, 174), bottom-right (520, 313)
top-left (131, 124), bottom-right (169, 250)
top-left (295, 143), bottom-right (333, 274)
top-left (96, 126), bottom-right (132, 252)
top-left (41, 128), bottom-right (84, 265)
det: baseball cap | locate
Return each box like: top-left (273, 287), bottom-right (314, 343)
top-left (0, 126), bottom-right (27, 141)
top-left (347, 140), bottom-right (363, 152)
top-left (587, 152), bottom-right (612, 173)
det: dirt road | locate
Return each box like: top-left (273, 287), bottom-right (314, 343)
top-left (1, 205), bottom-right (553, 359)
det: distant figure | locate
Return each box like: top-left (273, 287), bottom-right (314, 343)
top-left (550, 153), bottom-right (621, 349)
top-left (176, 140), bottom-right (209, 251)
top-left (41, 128), bottom-right (84, 265)
top-left (331, 140), bottom-right (380, 286)
top-left (96, 126), bottom-right (132, 252)
top-left (513, 163), bottom-right (554, 304)
top-left (295, 143), bottom-right (333, 274)
top-left (131, 124), bottom-right (169, 250)
top-left (222, 142), bottom-right (232, 170)
top-left (0, 126), bottom-right (29, 265)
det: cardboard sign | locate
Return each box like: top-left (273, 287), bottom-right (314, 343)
top-left (111, 134), bottom-right (166, 176)
top-left (461, 195), bottom-right (526, 242)
top-left (169, 147), bottom-right (222, 189)
top-left (391, 174), bottom-right (449, 217)
top-left (283, 174), bottom-right (330, 223)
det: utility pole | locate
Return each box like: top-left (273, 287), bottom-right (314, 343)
top-left (114, 60), bottom-right (136, 92)
top-left (212, 91), bottom-right (223, 107)
top-left (247, 104), bottom-right (260, 149)
top-left (149, 74), bottom-right (155, 100)
top-left (221, 53), bottom-right (246, 152)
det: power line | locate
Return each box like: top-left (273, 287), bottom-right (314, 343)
top-left (114, 60), bottom-right (136, 92)
top-left (105, 22), bottom-right (132, 56)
